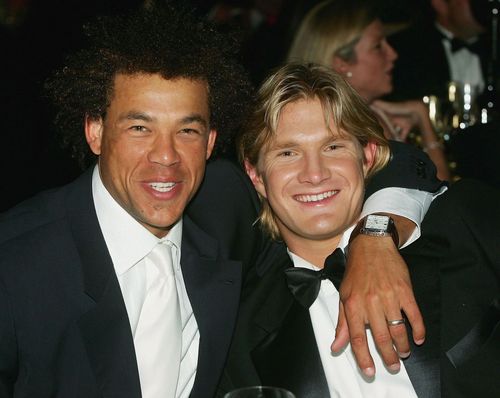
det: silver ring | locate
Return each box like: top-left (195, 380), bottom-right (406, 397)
top-left (387, 318), bottom-right (405, 326)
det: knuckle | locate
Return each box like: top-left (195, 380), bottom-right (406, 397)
top-left (350, 335), bottom-right (367, 349)
top-left (372, 332), bottom-right (392, 346)
top-left (343, 295), bottom-right (362, 313)
top-left (389, 325), bottom-right (408, 338)
top-left (366, 292), bottom-right (382, 307)
top-left (381, 290), bottom-right (396, 304)
top-left (397, 279), bottom-right (413, 294)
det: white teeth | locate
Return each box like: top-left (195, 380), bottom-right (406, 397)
top-left (296, 190), bottom-right (338, 203)
top-left (150, 182), bottom-right (175, 192)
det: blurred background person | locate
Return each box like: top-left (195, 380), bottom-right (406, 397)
top-left (388, 0), bottom-right (490, 102)
top-left (286, 0), bottom-right (451, 181)
top-left (387, 0), bottom-right (500, 189)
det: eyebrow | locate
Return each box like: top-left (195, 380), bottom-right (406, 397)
top-left (117, 112), bottom-right (208, 128)
top-left (118, 111), bottom-right (155, 123)
top-left (180, 114), bottom-right (208, 129)
top-left (268, 140), bottom-right (299, 151)
top-left (268, 134), bottom-right (352, 151)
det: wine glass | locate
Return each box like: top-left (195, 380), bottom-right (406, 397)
top-left (224, 386), bottom-right (296, 398)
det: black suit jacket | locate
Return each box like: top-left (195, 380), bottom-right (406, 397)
top-left (0, 161), bottom-right (259, 398)
top-left (0, 143), bottom-right (442, 398)
top-left (218, 180), bottom-right (500, 398)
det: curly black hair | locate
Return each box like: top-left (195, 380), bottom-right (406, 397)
top-left (45, 1), bottom-right (253, 168)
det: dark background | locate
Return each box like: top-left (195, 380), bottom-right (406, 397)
top-left (0, 0), bottom-right (497, 210)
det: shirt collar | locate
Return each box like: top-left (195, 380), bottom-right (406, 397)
top-left (287, 226), bottom-right (353, 270)
top-left (435, 22), bottom-right (454, 40)
top-left (92, 165), bottom-right (183, 276)
top-left (435, 22), bottom-right (478, 44)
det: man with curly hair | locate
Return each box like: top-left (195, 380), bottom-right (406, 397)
top-left (0, 3), bottom-right (445, 398)
top-left (0, 4), bottom-right (257, 398)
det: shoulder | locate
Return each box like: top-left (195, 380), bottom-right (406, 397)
top-left (0, 187), bottom-right (67, 245)
top-left (188, 158), bottom-right (260, 226)
top-left (366, 141), bottom-right (444, 196)
top-left (195, 158), bottom-right (259, 207)
top-left (0, 170), bottom-right (92, 246)
top-left (186, 159), bottom-right (264, 272)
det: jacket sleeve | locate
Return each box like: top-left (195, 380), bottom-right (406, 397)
top-left (365, 141), bottom-right (446, 198)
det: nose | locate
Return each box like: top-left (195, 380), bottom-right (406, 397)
top-left (147, 133), bottom-right (180, 167)
top-left (297, 153), bottom-right (330, 185)
top-left (384, 40), bottom-right (398, 62)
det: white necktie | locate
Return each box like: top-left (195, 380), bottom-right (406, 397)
top-left (135, 242), bottom-right (182, 398)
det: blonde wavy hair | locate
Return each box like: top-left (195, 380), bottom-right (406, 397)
top-left (287, 0), bottom-right (376, 66)
top-left (239, 63), bottom-right (390, 240)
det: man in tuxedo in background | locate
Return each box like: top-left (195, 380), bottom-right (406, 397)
top-left (389, 0), bottom-right (489, 101)
top-left (219, 63), bottom-right (500, 398)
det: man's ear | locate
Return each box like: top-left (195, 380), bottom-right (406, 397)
top-left (362, 141), bottom-right (378, 176)
top-left (244, 159), bottom-right (267, 199)
top-left (205, 129), bottom-right (217, 160)
top-left (85, 116), bottom-right (103, 155)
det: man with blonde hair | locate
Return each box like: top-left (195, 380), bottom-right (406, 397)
top-left (219, 63), bottom-right (500, 398)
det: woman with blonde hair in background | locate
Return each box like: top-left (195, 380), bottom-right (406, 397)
top-left (287, 0), bottom-right (450, 181)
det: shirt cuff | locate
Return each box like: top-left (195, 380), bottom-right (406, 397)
top-left (360, 186), bottom-right (447, 248)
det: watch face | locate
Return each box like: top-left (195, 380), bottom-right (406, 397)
top-left (365, 215), bottom-right (389, 230)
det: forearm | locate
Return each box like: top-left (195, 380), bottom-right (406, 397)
top-left (378, 212), bottom-right (416, 247)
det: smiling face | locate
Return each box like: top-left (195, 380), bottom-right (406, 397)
top-left (342, 19), bottom-right (397, 103)
top-left (86, 73), bottom-right (216, 237)
top-left (246, 97), bottom-right (376, 252)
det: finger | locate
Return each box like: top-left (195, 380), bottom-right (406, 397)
top-left (366, 298), bottom-right (401, 372)
top-left (331, 302), bottom-right (349, 352)
top-left (382, 296), bottom-right (411, 359)
top-left (343, 297), bottom-right (375, 377)
top-left (401, 294), bottom-right (425, 345)
top-left (386, 314), bottom-right (410, 359)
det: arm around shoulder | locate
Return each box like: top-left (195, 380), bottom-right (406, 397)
top-left (365, 141), bottom-right (445, 198)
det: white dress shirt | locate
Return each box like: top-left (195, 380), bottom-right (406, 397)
top-left (283, 184), bottom-right (446, 397)
top-left (92, 166), bottom-right (199, 398)
top-left (436, 23), bottom-right (484, 94)
top-left (91, 162), bottom-right (442, 396)
top-left (289, 232), bottom-right (418, 398)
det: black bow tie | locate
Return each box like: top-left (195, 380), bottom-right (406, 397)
top-left (447, 37), bottom-right (479, 54)
top-left (284, 248), bottom-right (346, 309)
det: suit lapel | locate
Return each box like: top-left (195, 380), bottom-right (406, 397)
top-left (67, 170), bottom-right (142, 398)
top-left (181, 216), bottom-right (242, 398)
top-left (250, 267), bottom-right (329, 398)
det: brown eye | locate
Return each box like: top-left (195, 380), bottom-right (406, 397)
top-left (180, 128), bottom-right (200, 135)
top-left (130, 125), bottom-right (148, 132)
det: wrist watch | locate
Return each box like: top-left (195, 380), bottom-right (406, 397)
top-left (350, 214), bottom-right (399, 248)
